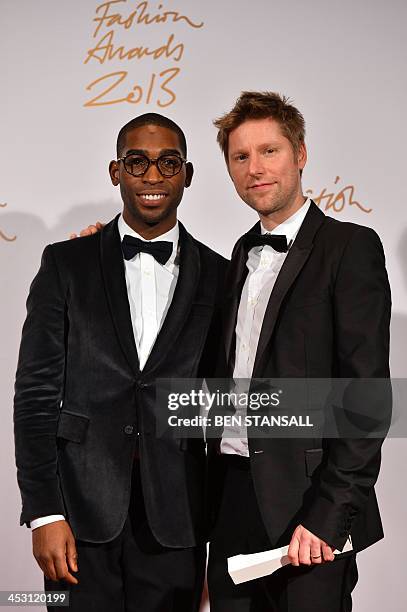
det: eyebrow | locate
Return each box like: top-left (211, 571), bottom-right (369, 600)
top-left (230, 141), bottom-right (281, 155)
top-left (124, 148), bottom-right (182, 157)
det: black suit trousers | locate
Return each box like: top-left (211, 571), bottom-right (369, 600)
top-left (45, 462), bottom-right (206, 612)
top-left (207, 455), bottom-right (358, 612)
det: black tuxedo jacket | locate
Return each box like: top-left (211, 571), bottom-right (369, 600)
top-left (208, 202), bottom-right (391, 552)
top-left (14, 216), bottom-right (228, 547)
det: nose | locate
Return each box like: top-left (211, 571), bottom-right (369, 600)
top-left (247, 152), bottom-right (264, 177)
top-left (143, 160), bottom-right (163, 183)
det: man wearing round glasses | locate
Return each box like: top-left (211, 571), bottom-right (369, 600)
top-left (110, 118), bottom-right (193, 235)
top-left (14, 114), bottom-right (227, 611)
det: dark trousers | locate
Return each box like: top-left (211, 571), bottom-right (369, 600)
top-left (207, 455), bottom-right (358, 612)
top-left (45, 462), bottom-right (206, 612)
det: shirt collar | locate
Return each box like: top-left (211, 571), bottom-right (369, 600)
top-left (118, 214), bottom-right (179, 264)
top-left (260, 198), bottom-right (311, 244)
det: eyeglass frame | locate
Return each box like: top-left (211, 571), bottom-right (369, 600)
top-left (117, 152), bottom-right (188, 178)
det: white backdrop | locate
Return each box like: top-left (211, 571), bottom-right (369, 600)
top-left (1, 1), bottom-right (406, 610)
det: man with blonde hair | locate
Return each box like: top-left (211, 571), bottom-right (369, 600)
top-left (207, 91), bottom-right (391, 611)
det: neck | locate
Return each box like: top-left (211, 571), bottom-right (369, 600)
top-left (122, 210), bottom-right (177, 239)
top-left (259, 193), bottom-right (307, 231)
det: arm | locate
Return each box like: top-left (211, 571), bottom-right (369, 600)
top-left (289, 227), bottom-right (391, 563)
top-left (14, 245), bottom-right (78, 583)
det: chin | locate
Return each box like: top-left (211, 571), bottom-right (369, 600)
top-left (135, 207), bottom-right (167, 223)
top-left (248, 201), bottom-right (281, 216)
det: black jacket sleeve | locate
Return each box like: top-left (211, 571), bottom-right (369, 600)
top-left (14, 245), bottom-right (67, 525)
top-left (301, 227), bottom-right (392, 549)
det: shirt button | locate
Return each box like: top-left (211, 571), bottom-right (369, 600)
top-left (124, 425), bottom-right (134, 435)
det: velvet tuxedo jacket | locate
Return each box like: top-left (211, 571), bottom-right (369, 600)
top-left (208, 201), bottom-right (391, 553)
top-left (14, 216), bottom-right (228, 547)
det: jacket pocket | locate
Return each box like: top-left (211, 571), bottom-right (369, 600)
top-left (305, 448), bottom-right (323, 477)
top-left (57, 410), bottom-right (90, 443)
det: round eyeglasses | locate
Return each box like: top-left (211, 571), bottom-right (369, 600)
top-left (118, 153), bottom-right (187, 178)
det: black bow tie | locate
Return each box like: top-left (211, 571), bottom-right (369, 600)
top-left (121, 235), bottom-right (173, 264)
top-left (243, 232), bottom-right (289, 253)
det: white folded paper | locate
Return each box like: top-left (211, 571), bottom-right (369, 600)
top-left (228, 537), bottom-right (353, 584)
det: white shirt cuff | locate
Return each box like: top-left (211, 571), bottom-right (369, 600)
top-left (30, 515), bottom-right (66, 530)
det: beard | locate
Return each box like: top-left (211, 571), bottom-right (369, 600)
top-left (243, 183), bottom-right (295, 216)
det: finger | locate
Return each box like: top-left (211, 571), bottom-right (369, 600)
top-left (79, 228), bottom-right (92, 237)
top-left (288, 534), bottom-right (300, 566)
top-left (66, 538), bottom-right (78, 573)
top-left (310, 540), bottom-right (323, 564)
top-left (96, 221), bottom-right (104, 230)
top-left (54, 554), bottom-right (78, 585)
top-left (36, 558), bottom-right (53, 581)
top-left (63, 570), bottom-right (78, 585)
top-left (298, 537), bottom-right (312, 565)
top-left (69, 233), bottom-right (78, 240)
top-left (322, 542), bottom-right (335, 562)
top-left (54, 554), bottom-right (68, 580)
top-left (64, 570), bottom-right (79, 585)
top-left (43, 558), bottom-right (58, 582)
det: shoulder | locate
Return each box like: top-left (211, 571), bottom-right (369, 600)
top-left (181, 225), bottom-right (229, 270)
top-left (320, 215), bottom-right (382, 245)
top-left (313, 220), bottom-right (388, 289)
top-left (313, 215), bottom-right (386, 267)
top-left (185, 234), bottom-right (230, 295)
top-left (48, 231), bottom-right (100, 256)
top-left (193, 238), bottom-right (229, 267)
top-left (47, 217), bottom-right (117, 262)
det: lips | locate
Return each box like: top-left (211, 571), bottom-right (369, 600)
top-left (248, 182), bottom-right (276, 190)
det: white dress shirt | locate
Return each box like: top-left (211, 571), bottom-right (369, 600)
top-left (221, 199), bottom-right (311, 457)
top-left (118, 215), bottom-right (180, 370)
top-left (31, 215), bottom-right (180, 530)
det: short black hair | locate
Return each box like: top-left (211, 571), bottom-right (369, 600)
top-left (116, 113), bottom-right (187, 158)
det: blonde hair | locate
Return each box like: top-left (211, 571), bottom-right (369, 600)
top-left (213, 91), bottom-right (305, 162)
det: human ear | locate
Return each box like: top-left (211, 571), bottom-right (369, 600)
top-left (297, 143), bottom-right (307, 171)
top-left (185, 162), bottom-right (194, 188)
top-left (109, 160), bottom-right (120, 186)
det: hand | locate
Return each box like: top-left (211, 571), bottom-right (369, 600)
top-left (69, 221), bottom-right (104, 239)
top-left (32, 520), bottom-right (78, 584)
top-left (287, 524), bottom-right (335, 566)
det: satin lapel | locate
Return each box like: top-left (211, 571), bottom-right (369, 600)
top-left (223, 221), bottom-right (259, 365)
top-left (252, 202), bottom-right (326, 377)
top-left (100, 215), bottom-right (140, 376)
top-left (142, 222), bottom-right (200, 374)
